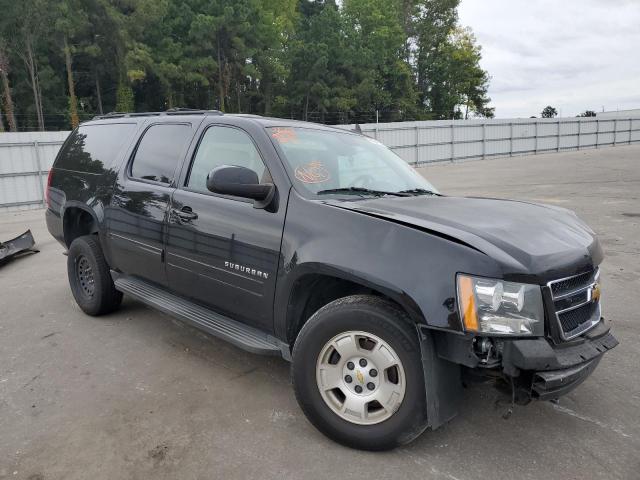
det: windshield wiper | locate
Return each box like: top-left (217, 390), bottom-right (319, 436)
top-left (397, 188), bottom-right (440, 196)
top-left (317, 187), bottom-right (411, 197)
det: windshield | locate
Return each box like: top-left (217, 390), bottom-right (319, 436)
top-left (268, 127), bottom-right (438, 197)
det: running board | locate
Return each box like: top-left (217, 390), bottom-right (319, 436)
top-left (111, 272), bottom-right (290, 359)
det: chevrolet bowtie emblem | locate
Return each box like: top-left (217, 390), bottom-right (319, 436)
top-left (355, 370), bottom-right (365, 384)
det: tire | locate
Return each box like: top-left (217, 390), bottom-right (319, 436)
top-left (67, 235), bottom-right (122, 316)
top-left (292, 295), bottom-right (428, 450)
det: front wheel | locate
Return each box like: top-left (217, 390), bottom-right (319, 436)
top-left (292, 295), bottom-right (428, 450)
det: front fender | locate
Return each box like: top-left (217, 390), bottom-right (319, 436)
top-left (273, 191), bottom-right (502, 340)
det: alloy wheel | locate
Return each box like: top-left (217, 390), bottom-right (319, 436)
top-left (316, 330), bottom-right (406, 425)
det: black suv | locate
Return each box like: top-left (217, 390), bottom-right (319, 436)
top-left (46, 110), bottom-right (617, 450)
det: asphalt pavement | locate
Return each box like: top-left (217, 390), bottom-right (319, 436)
top-left (1, 145), bottom-right (638, 479)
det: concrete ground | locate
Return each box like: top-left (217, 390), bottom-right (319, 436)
top-left (1, 145), bottom-right (638, 480)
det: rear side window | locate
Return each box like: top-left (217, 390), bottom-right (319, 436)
top-left (55, 123), bottom-right (136, 173)
top-left (130, 124), bottom-right (192, 184)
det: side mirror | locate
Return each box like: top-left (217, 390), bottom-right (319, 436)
top-left (206, 165), bottom-right (275, 207)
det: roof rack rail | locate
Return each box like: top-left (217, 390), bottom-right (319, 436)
top-left (91, 108), bottom-right (223, 121)
top-left (93, 112), bottom-right (128, 119)
top-left (165, 108), bottom-right (223, 116)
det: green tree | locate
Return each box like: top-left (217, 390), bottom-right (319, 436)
top-left (115, 84), bottom-right (135, 112)
top-left (542, 105), bottom-right (558, 118)
top-left (187, 0), bottom-right (270, 112)
top-left (251, 0), bottom-right (297, 115)
top-left (444, 27), bottom-right (493, 119)
top-left (399, 0), bottom-right (493, 119)
top-left (90, 0), bottom-right (136, 114)
top-left (344, 0), bottom-right (418, 121)
top-left (410, 0), bottom-right (459, 118)
top-left (416, 15), bottom-right (492, 119)
top-left (2, 0), bottom-right (52, 130)
top-left (53, 0), bottom-right (92, 127)
top-left (99, 0), bottom-right (145, 113)
top-left (0, 40), bottom-right (18, 131)
top-left (0, 0), bottom-right (492, 129)
top-left (286, 1), bottom-right (342, 121)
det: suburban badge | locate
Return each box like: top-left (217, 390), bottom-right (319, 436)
top-left (224, 261), bottom-right (269, 280)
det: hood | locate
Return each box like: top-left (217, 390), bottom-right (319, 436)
top-left (324, 195), bottom-right (602, 281)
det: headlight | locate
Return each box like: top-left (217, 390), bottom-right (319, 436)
top-left (457, 274), bottom-right (544, 336)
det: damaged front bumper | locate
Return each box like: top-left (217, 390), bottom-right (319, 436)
top-left (438, 318), bottom-right (618, 403)
top-left (0, 230), bottom-right (38, 265)
top-left (500, 319), bottom-right (618, 401)
top-left (530, 358), bottom-right (602, 400)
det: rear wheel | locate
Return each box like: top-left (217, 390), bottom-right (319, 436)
top-left (67, 235), bottom-right (122, 316)
top-left (292, 295), bottom-right (428, 450)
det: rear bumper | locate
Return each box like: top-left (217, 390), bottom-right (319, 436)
top-left (501, 319), bottom-right (618, 400)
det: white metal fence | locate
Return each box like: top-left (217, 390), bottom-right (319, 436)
top-left (335, 117), bottom-right (640, 164)
top-left (1, 116), bottom-right (640, 211)
top-left (0, 132), bottom-right (70, 212)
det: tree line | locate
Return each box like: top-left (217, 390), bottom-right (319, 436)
top-left (0, 0), bottom-right (493, 132)
top-left (537, 106), bottom-right (597, 119)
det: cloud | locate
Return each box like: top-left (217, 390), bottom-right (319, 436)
top-left (458, 0), bottom-right (640, 117)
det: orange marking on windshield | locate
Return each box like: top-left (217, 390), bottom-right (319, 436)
top-left (271, 128), bottom-right (297, 143)
top-left (295, 161), bottom-right (330, 184)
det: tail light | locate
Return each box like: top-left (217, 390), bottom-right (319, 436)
top-left (45, 169), bottom-right (54, 208)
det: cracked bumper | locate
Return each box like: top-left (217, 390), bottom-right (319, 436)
top-left (502, 319), bottom-right (618, 400)
top-left (0, 230), bottom-right (37, 264)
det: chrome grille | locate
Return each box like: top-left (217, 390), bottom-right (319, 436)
top-left (548, 269), bottom-right (601, 340)
top-left (558, 302), bottom-right (599, 333)
top-left (549, 270), bottom-right (594, 297)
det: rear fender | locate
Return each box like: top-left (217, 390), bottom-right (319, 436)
top-left (61, 201), bottom-right (102, 247)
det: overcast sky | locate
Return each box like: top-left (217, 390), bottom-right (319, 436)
top-left (458, 0), bottom-right (640, 118)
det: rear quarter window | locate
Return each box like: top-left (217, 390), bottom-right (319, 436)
top-left (55, 123), bottom-right (136, 173)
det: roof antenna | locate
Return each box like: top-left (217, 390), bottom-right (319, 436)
top-left (353, 123), bottom-right (363, 134)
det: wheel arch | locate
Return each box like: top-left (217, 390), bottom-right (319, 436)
top-left (62, 203), bottom-right (100, 248)
top-left (283, 264), bottom-right (426, 345)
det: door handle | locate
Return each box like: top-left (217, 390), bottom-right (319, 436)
top-left (172, 207), bottom-right (198, 222)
